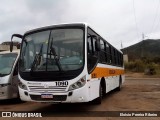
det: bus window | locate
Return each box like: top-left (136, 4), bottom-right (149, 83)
top-left (105, 43), bottom-right (110, 63)
top-left (99, 39), bottom-right (106, 63)
top-left (92, 37), bottom-right (98, 55)
top-left (87, 31), bottom-right (99, 73)
top-left (109, 46), bottom-right (112, 64)
top-left (13, 62), bottom-right (18, 76)
top-left (100, 40), bottom-right (105, 50)
top-left (112, 48), bottom-right (115, 65)
top-left (114, 49), bottom-right (118, 65)
top-left (87, 36), bottom-right (92, 55)
top-left (0, 53), bottom-right (17, 76)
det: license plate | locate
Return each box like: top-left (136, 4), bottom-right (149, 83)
top-left (41, 94), bottom-right (53, 99)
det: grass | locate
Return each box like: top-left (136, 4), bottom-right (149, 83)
top-left (124, 60), bottom-right (160, 76)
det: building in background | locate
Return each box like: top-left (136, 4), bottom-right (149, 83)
top-left (0, 41), bottom-right (20, 52)
top-left (123, 54), bottom-right (128, 63)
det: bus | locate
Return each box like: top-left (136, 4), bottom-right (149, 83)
top-left (0, 50), bottom-right (19, 100)
top-left (10, 23), bottom-right (124, 104)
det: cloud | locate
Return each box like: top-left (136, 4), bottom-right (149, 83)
top-left (0, 0), bottom-right (160, 49)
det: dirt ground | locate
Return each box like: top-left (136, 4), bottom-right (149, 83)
top-left (0, 73), bottom-right (160, 120)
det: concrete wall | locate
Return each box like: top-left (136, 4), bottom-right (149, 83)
top-left (123, 54), bottom-right (128, 63)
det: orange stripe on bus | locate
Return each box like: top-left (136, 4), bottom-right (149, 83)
top-left (91, 67), bottom-right (124, 78)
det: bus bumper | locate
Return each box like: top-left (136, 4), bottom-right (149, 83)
top-left (19, 85), bottom-right (90, 103)
top-left (0, 85), bottom-right (17, 100)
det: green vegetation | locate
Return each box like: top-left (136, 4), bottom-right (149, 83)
top-left (125, 59), bottom-right (160, 75)
top-left (122, 39), bottom-right (160, 75)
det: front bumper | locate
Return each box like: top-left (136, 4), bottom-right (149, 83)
top-left (0, 85), bottom-right (16, 100)
top-left (19, 85), bottom-right (89, 103)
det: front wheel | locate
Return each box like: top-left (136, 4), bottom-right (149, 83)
top-left (92, 84), bottom-right (102, 104)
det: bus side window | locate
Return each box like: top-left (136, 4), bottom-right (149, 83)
top-left (92, 37), bottom-right (98, 55)
top-left (13, 62), bottom-right (18, 76)
top-left (99, 39), bottom-right (106, 63)
top-left (87, 36), bottom-right (92, 55)
top-left (92, 38), bottom-right (96, 54)
top-left (87, 35), bottom-right (98, 56)
top-left (105, 43), bottom-right (110, 63)
top-left (109, 46), bottom-right (112, 64)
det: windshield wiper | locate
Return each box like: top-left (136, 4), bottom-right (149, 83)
top-left (50, 38), bottom-right (63, 72)
top-left (30, 44), bottom-right (43, 72)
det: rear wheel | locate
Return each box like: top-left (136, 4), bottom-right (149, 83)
top-left (117, 76), bottom-right (122, 91)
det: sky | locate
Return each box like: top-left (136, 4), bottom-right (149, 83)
top-left (0, 0), bottom-right (160, 49)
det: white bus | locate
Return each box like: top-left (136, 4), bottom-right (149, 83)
top-left (11, 23), bottom-right (124, 104)
top-left (0, 50), bottom-right (19, 100)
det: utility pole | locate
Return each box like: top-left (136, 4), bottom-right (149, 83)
top-left (121, 40), bottom-right (123, 49)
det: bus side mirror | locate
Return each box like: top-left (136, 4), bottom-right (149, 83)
top-left (95, 38), bottom-right (100, 51)
top-left (10, 42), bottom-right (13, 52)
top-left (10, 34), bottom-right (23, 52)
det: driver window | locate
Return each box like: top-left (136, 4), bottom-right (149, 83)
top-left (13, 62), bottom-right (18, 76)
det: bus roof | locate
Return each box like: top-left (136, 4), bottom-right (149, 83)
top-left (23, 22), bottom-right (122, 53)
top-left (24, 23), bottom-right (87, 35)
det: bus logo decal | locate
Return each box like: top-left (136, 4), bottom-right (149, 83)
top-left (109, 70), bottom-right (116, 74)
top-left (91, 73), bottom-right (97, 78)
top-left (44, 84), bottom-right (49, 88)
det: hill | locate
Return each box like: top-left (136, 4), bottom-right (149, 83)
top-left (121, 39), bottom-right (160, 60)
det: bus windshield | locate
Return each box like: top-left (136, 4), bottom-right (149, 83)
top-left (0, 53), bottom-right (17, 76)
top-left (20, 28), bottom-right (84, 72)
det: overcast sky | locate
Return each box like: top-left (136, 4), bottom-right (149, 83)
top-left (0, 0), bottom-right (160, 49)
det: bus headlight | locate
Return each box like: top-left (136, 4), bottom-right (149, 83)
top-left (0, 83), bottom-right (11, 88)
top-left (18, 81), bottom-right (28, 90)
top-left (68, 76), bottom-right (86, 91)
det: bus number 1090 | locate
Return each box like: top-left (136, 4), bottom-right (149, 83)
top-left (55, 81), bottom-right (68, 86)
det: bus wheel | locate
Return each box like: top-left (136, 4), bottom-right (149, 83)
top-left (93, 84), bottom-right (102, 104)
top-left (117, 76), bottom-right (122, 91)
top-left (16, 92), bottom-right (22, 102)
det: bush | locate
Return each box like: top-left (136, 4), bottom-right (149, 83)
top-left (125, 60), bottom-right (160, 74)
top-left (125, 60), bottom-right (145, 72)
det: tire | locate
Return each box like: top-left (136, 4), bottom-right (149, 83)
top-left (15, 92), bottom-right (22, 102)
top-left (117, 76), bottom-right (122, 91)
top-left (93, 84), bottom-right (102, 104)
